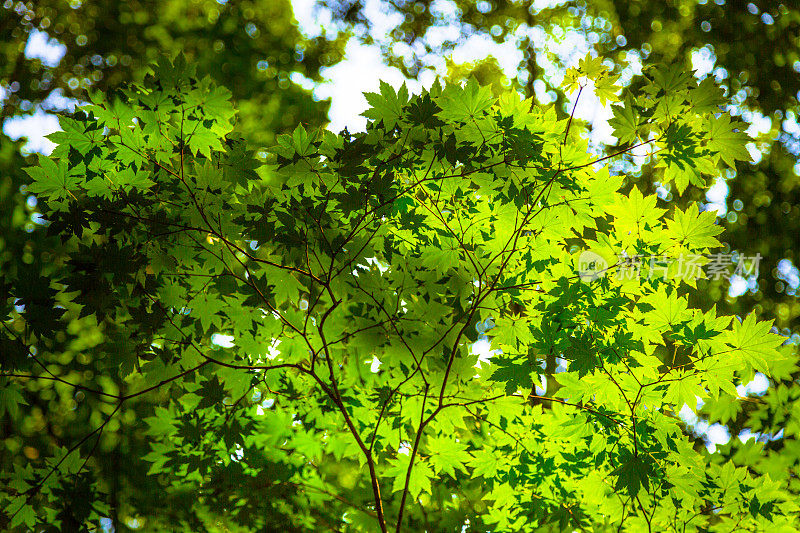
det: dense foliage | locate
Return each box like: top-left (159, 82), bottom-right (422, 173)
top-left (2, 52), bottom-right (797, 531)
top-left (1, 3), bottom-right (346, 528)
top-left (323, 0), bottom-right (800, 329)
top-left (322, 4), bottom-right (800, 502)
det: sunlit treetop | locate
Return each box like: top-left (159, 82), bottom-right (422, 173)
top-left (2, 54), bottom-right (797, 532)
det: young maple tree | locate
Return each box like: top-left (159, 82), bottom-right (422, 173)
top-left (2, 54), bottom-right (797, 531)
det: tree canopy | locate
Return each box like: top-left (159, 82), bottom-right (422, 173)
top-left (3, 1), bottom-right (800, 532)
top-left (321, 0), bottom-right (800, 330)
top-left (2, 51), bottom-right (798, 531)
top-left (320, 2), bottom-right (800, 500)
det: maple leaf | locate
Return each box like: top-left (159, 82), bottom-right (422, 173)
top-left (646, 63), bottom-right (692, 95)
top-left (609, 95), bottom-right (639, 144)
top-left (24, 155), bottom-right (81, 204)
top-left (0, 383), bottom-right (26, 419)
top-left (641, 287), bottom-right (690, 333)
top-left (489, 356), bottom-right (535, 394)
top-left (426, 436), bottom-right (472, 478)
top-left (705, 114), bottom-right (752, 168)
top-left (362, 80), bottom-right (409, 129)
top-left (609, 186), bottom-right (664, 235)
top-left (613, 453), bottom-right (654, 498)
top-left (723, 314), bottom-right (783, 374)
top-left (46, 116), bottom-right (103, 157)
top-left (690, 77), bottom-right (725, 112)
top-left (436, 77), bottom-right (494, 123)
top-left (386, 455), bottom-right (434, 500)
top-left (665, 203), bottom-right (724, 250)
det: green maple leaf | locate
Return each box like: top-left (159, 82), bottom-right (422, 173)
top-left (362, 80), bottom-right (409, 129)
top-left (704, 393), bottom-right (743, 423)
top-left (217, 365), bottom-right (253, 399)
top-left (197, 375), bottom-right (226, 409)
top-left (578, 54), bottom-right (608, 78)
top-left (610, 186), bottom-right (664, 234)
top-left (594, 73), bottom-right (621, 106)
top-left (387, 456), bottom-right (434, 500)
top-left (24, 155), bottom-right (81, 203)
top-left (114, 166), bottom-right (155, 191)
top-left (489, 356), bottom-right (535, 395)
top-left (489, 313), bottom-right (534, 349)
top-left (187, 128), bottom-right (225, 159)
top-left (0, 382), bottom-right (26, 419)
top-left (90, 95), bottom-right (138, 127)
top-left (642, 287), bottom-right (690, 333)
top-left (115, 125), bottom-right (148, 167)
top-left (469, 448), bottom-right (501, 479)
top-left (657, 122), bottom-right (716, 194)
top-left (665, 203), bottom-right (724, 250)
top-left (194, 82), bottom-right (236, 125)
top-left (437, 77), bottom-right (494, 123)
top-left (609, 95), bottom-right (639, 144)
top-left (664, 372), bottom-right (703, 408)
top-left (272, 274), bottom-right (304, 307)
top-left (222, 136), bottom-right (262, 186)
top-left (144, 407), bottom-right (178, 437)
top-left (291, 430), bottom-right (324, 461)
top-left (194, 159), bottom-right (224, 190)
top-left (646, 63), bottom-right (692, 95)
top-left (152, 54), bottom-right (195, 89)
top-left (8, 496), bottom-right (36, 529)
top-left (47, 116), bottom-right (103, 156)
top-left (690, 77), bottom-right (725, 112)
top-left (723, 314), bottom-right (783, 374)
top-left (705, 114), bottom-right (751, 167)
top-left (191, 291), bottom-right (226, 332)
top-left (613, 453), bottom-right (652, 498)
top-left (426, 436), bottom-right (472, 478)
top-left (663, 155), bottom-right (716, 195)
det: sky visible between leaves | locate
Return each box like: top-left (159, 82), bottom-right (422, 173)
top-left (8, 0), bottom-right (789, 302)
top-left (1, 0), bottom-right (788, 452)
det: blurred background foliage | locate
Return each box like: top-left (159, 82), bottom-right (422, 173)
top-left (2, 0), bottom-right (800, 530)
